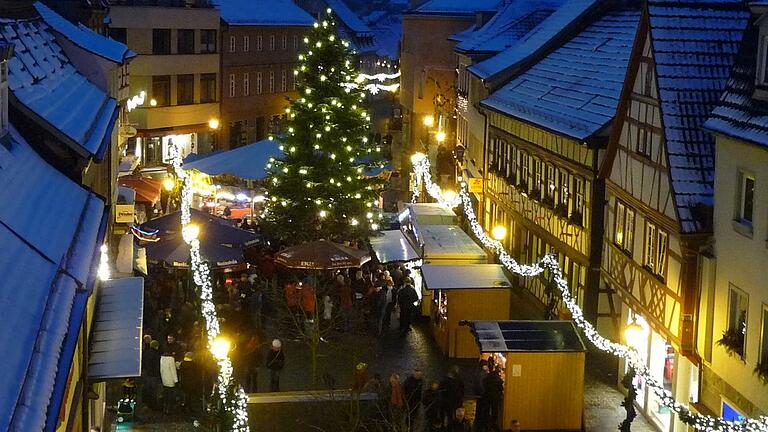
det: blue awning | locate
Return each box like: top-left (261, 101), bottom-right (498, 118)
top-left (0, 126), bottom-right (106, 431)
top-left (183, 139), bottom-right (281, 180)
top-left (88, 277), bottom-right (144, 380)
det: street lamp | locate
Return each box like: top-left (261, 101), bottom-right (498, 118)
top-left (422, 115), bottom-right (434, 127)
top-left (163, 177), bottom-right (175, 191)
top-left (492, 225), bottom-right (507, 241)
top-left (210, 336), bottom-right (231, 361)
top-left (443, 189), bottom-right (457, 206)
top-left (208, 118), bottom-right (220, 130)
top-left (619, 317), bottom-right (645, 432)
top-left (182, 223), bottom-right (200, 242)
top-left (436, 131), bottom-right (446, 143)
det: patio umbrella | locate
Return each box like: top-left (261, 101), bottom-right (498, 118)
top-left (142, 208), bottom-right (259, 247)
top-left (275, 239), bottom-right (371, 270)
top-left (146, 234), bottom-right (246, 270)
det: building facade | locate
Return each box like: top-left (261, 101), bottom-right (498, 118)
top-left (217, 0), bottom-right (314, 148)
top-left (478, 5), bottom-right (639, 329)
top-left (400, 0), bottom-right (500, 162)
top-left (599, 2), bottom-right (749, 430)
top-left (108, 0), bottom-right (220, 165)
top-left (699, 4), bottom-right (768, 420)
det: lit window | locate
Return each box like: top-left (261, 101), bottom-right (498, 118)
top-left (737, 171), bottom-right (755, 224)
top-left (243, 72), bottom-right (250, 96)
top-left (614, 201), bottom-right (635, 254)
top-left (725, 285), bottom-right (748, 359)
top-left (269, 71), bottom-right (274, 93)
top-left (644, 221), bottom-right (667, 278)
top-left (229, 35), bottom-right (236, 53)
top-left (229, 73), bottom-right (235, 97)
top-left (256, 72), bottom-right (262, 94)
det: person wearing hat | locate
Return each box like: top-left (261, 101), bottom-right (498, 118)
top-left (266, 339), bottom-right (285, 392)
top-left (178, 352), bottom-right (203, 414)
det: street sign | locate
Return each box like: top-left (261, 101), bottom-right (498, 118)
top-left (467, 177), bottom-right (483, 193)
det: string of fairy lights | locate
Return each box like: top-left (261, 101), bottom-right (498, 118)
top-left (410, 153), bottom-right (768, 432)
top-left (170, 143), bottom-right (250, 432)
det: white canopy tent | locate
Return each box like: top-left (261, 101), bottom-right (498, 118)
top-left (369, 230), bottom-right (420, 263)
top-left (421, 264), bottom-right (511, 290)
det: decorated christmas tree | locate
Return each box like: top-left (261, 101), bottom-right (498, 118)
top-left (263, 10), bottom-right (386, 243)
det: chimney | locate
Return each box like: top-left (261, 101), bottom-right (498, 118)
top-left (0, 42), bottom-right (13, 138)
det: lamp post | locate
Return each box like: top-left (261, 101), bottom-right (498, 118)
top-left (491, 225), bottom-right (507, 242)
top-left (620, 317), bottom-right (644, 431)
top-left (422, 115), bottom-right (434, 152)
top-left (163, 176), bottom-right (175, 214)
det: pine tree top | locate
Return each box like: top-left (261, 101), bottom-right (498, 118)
top-left (263, 10), bottom-right (387, 244)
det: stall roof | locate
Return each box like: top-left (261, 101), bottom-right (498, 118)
top-left (468, 320), bottom-right (586, 352)
top-left (87, 277), bottom-right (144, 380)
top-left (422, 264), bottom-right (510, 290)
top-left (369, 230), bottom-right (420, 263)
top-left (183, 138), bottom-right (280, 180)
top-left (417, 224), bottom-right (486, 261)
top-left (405, 203), bottom-right (457, 225)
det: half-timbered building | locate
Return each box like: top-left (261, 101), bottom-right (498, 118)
top-left (599, 1), bottom-right (748, 429)
top-left (478, 5), bottom-right (640, 324)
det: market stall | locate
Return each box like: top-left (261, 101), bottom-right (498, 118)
top-left (422, 264), bottom-right (512, 358)
top-left (405, 223), bottom-right (488, 315)
top-left (467, 320), bottom-right (586, 430)
top-left (398, 202), bottom-right (457, 227)
top-left (369, 229), bottom-right (424, 299)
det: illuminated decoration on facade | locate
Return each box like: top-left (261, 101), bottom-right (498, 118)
top-left (410, 154), bottom-right (768, 432)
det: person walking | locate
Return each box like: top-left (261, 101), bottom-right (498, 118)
top-left (141, 340), bottom-right (161, 410)
top-left (243, 334), bottom-right (262, 393)
top-left (440, 366), bottom-right (465, 419)
top-left (387, 373), bottom-right (405, 429)
top-left (160, 335), bottom-right (181, 414)
top-left (483, 369), bottom-right (504, 430)
top-left (398, 278), bottom-right (419, 333)
top-left (403, 368), bottom-right (425, 426)
top-left (266, 339), bottom-right (285, 392)
top-left (178, 352), bottom-right (203, 414)
top-left (423, 381), bottom-right (443, 428)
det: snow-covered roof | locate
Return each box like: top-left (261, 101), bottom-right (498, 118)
top-left (704, 24), bottom-right (768, 147)
top-left (371, 14), bottom-right (401, 59)
top-left (0, 17), bottom-right (118, 159)
top-left (468, 0), bottom-right (598, 81)
top-left (213, 0), bottom-right (314, 26)
top-left (422, 264), bottom-right (511, 290)
top-left (0, 125), bottom-right (105, 431)
top-left (325, 0), bottom-right (372, 35)
top-left (454, 0), bottom-right (565, 55)
top-left (413, 0), bottom-right (502, 15)
top-left (34, 2), bottom-right (135, 63)
top-left (647, 0), bottom-right (749, 233)
top-left (481, 8), bottom-right (640, 141)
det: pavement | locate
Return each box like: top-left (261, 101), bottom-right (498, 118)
top-left (113, 315), bottom-right (657, 432)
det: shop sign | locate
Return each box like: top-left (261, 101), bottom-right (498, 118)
top-left (115, 204), bottom-right (135, 224)
top-left (468, 177), bottom-right (483, 193)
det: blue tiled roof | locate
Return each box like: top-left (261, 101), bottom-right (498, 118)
top-left (0, 126), bottom-right (105, 431)
top-left (0, 17), bottom-right (118, 160)
top-left (481, 8), bottom-right (640, 140)
top-left (413, 0), bottom-right (502, 14)
top-left (468, 0), bottom-right (599, 81)
top-left (34, 2), bottom-right (135, 63)
top-left (704, 22), bottom-right (768, 147)
top-left (648, 0), bottom-right (749, 233)
top-left (454, 0), bottom-right (564, 55)
top-left (213, 0), bottom-right (314, 26)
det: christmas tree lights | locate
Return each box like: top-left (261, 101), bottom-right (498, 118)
top-left (410, 155), bottom-right (768, 432)
top-left (264, 10), bottom-right (386, 243)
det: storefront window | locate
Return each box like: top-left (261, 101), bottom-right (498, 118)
top-left (648, 331), bottom-right (673, 431)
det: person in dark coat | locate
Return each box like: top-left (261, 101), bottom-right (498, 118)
top-left (422, 381), bottom-right (443, 427)
top-left (447, 407), bottom-right (472, 432)
top-left (403, 368), bottom-right (424, 424)
top-left (397, 279), bottom-right (419, 332)
top-left (178, 352), bottom-right (203, 414)
top-left (141, 340), bottom-right (161, 410)
top-left (242, 334), bottom-right (262, 392)
top-left (483, 369), bottom-right (504, 430)
top-left (440, 366), bottom-right (465, 418)
top-left (266, 339), bottom-right (285, 392)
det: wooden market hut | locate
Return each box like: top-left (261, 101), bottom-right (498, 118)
top-left (422, 264), bottom-right (511, 358)
top-left (467, 320), bottom-right (586, 430)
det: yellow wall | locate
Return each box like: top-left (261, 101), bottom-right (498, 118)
top-left (502, 351), bottom-right (585, 430)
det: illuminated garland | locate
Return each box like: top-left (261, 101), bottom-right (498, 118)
top-left (170, 143), bottom-right (250, 432)
top-left (410, 153), bottom-right (768, 432)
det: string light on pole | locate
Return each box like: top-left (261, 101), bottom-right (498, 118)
top-left (410, 154), bottom-right (768, 432)
top-left (170, 142), bottom-right (250, 432)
